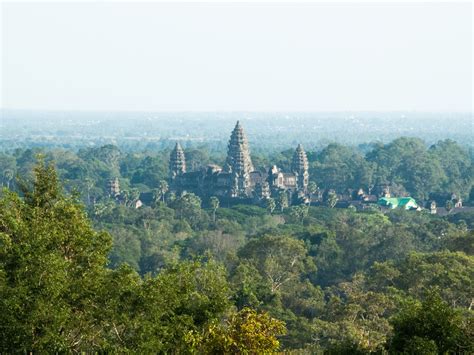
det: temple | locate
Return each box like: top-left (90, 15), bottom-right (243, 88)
top-left (169, 121), bottom-right (310, 204)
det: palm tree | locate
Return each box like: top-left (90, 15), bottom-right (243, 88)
top-left (84, 177), bottom-right (94, 205)
top-left (445, 199), bottom-right (454, 214)
top-left (266, 198), bottom-right (276, 215)
top-left (3, 169), bottom-right (14, 189)
top-left (209, 196), bottom-right (220, 222)
top-left (307, 181), bottom-right (318, 206)
top-left (129, 188), bottom-right (140, 207)
top-left (278, 191), bottom-right (289, 212)
top-left (158, 180), bottom-right (169, 203)
top-left (151, 188), bottom-right (161, 207)
top-left (326, 190), bottom-right (338, 209)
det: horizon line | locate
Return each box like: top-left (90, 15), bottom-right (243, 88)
top-left (1, 107), bottom-right (472, 114)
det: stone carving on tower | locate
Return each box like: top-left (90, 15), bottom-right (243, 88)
top-left (224, 121), bottom-right (254, 198)
top-left (291, 144), bottom-right (309, 195)
top-left (169, 142), bottom-right (186, 179)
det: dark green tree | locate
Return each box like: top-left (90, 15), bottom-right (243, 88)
top-left (0, 159), bottom-right (112, 352)
top-left (209, 196), bottom-right (220, 222)
top-left (388, 290), bottom-right (473, 354)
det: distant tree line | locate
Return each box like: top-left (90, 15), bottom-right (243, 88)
top-left (0, 137), bottom-right (473, 208)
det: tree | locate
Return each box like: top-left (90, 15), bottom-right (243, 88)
top-left (326, 190), bottom-right (338, 208)
top-left (288, 205), bottom-right (309, 224)
top-left (312, 143), bottom-right (371, 193)
top-left (307, 181), bottom-right (318, 206)
top-left (0, 159), bottom-right (112, 352)
top-left (91, 144), bottom-right (122, 173)
top-left (429, 139), bottom-right (472, 199)
top-left (238, 235), bottom-right (315, 294)
top-left (157, 180), bottom-right (169, 203)
top-left (129, 187), bottom-right (140, 207)
top-left (445, 199), bottom-right (454, 214)
top-left (132, 259), bottom-right (232, 353)
top-left (278, 191), bottom-right (289, 212)
top-left (93, 201), bottom-right (114, 217)
top-left (391, 251), bottom-right (474, 309)
top-left (151, 188), bottom-right (162, 206)
top-left (83, 176), bottom-right (94, 205)
top-left (171, 192), bottom-right (204, 227)
top-left (120, 188), bottom-right (139, 207)
top-left (97, 259), bottom-right (232, 353)
top-left (1, 160), bottom-right (272, 352)
top-left (265, 197), bottom-right (276, 215)
top-left (315, 274), bottom-right (395, 353)
top-left (388, 290), bottom-right (473, 353)
top-left (2, 169), bottom-right (14, 189)
top-left (120, 189), bottom-right (130, 206)
top-left (209, 196), bottom-right (220, 222)
top-left (196, 307), bottom-right (286, 353)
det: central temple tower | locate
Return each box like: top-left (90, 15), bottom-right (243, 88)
top-left (291, 144), bottom-right (309, 195)
top-left (169, 142), bottom-right (186, 179)
top-left (224, 121), bottom-right (254, 197)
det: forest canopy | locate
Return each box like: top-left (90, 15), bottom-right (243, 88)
top-left (0, 138), bottom-right (473, 352)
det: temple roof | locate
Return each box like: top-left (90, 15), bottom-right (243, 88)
top-left (170, 141), bottom-right (186, 176)
top-left (291, 144), bottom-right (309, 172)
top-left (224, 121), bottom-right (254, 174)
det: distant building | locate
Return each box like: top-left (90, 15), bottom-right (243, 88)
top-left (108, 177), bottom-right (120, 198)
top-left (134, 199), bottom-right (143, 209)
top-left (378, 197), bottom-right (419, 210)
top-left (454, 197), bottom-right (463, 208)
top-left (169, 121), bottom-right (310, 204)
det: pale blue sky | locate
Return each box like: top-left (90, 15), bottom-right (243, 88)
top-left (1, 2), bottom-right (472, 111)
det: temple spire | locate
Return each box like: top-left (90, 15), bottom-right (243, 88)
top-left (291, 144), bottom-right (309, 192)
top-left (225, 121), bottom-right (254, 197)
top-left (292, 144), bottom-right (308, 172)
top-left (225, 121), bottom-right (254, 174)
top-left (169, 142), bottom-right (186, 179)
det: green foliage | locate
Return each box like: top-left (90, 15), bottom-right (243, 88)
top-left (277, 190), bottom-right (289, 212)
top-left (265, 197), bottom-right (276, 214)
top-left (193, 307), bottom-right (286, 353)
top-left (388, 290), bottom-right (474, 353)
top-left (311, 143), bottom-right (373, 193)
top-left (0, 159), bottom-right (112, 352)
top-left (325, 190), bottom-right (338, 208)
top-left (313, 274), bottom-right (395, 353)
top-left (1, 154), bottom-right (473, 352)
top-left (288, 205), bottom-right (309, 224)
top-left (389, 251), bottom-right (474, 308)
top-left (239, 235), bottom-right (315, 294)
top-left (209, 196), bottom-right (220, 222)
top-left (170, 192), bottom-right (207, 228)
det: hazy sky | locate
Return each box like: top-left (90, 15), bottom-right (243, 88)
top-left (1, 2), bottom-right (472, 111)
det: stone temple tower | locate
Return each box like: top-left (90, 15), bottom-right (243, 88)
top-left (169, 142), bottom-right (186, 179)
top-left (225, 121), bottom-right (254, 197)
top-left (291, 144), bottom-right (309, 194)
top-left (108, 177), bottom-right (120, 198)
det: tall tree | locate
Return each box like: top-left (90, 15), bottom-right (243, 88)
top-left (0, 159), bottom-right (112, 352)
top-left (389, 290), bottom-right (473, 353)
top-left (307, 181), bottom-right (318, 206)
top-left (157, 180), bottom-right (169, 203)
top-left (278, 190), bottom-right (289, 212)
top-left (209, 196), bottom-right (220, 222)
top-left (238, 235), bottom-right (315, 294)
top-left (326, 190), bottom-right (338, 208)
top-left (265, 197), bottom-right (276, 215)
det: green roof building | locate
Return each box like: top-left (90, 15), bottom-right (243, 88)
top-left (377, 197), bottom-right (419, 210)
